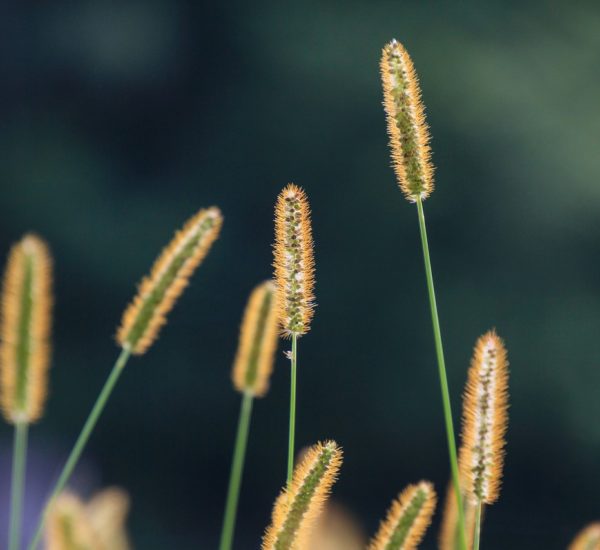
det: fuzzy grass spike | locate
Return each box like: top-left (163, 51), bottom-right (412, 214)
top-left (568, 523), bottom-right (600, 550)
top-left (439, 482), bottom-right (477, 550)
top-left (1, 234), bottom-right (53, 424)
top-left (232, 280), bottom-right (279, 397)
top-left (380, 39), bottom-right (434, 201)
top-left (262, 441), bottom-right (342, 550)
top-left (368, 481), bottom-right (436, 550)
top-left (117, 206), bottom-right (222, 354)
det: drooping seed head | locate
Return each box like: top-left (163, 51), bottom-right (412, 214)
top-left (459, 330), bottom-right (509, 504)
top-left (368, 481), bottom-right (437, 550)
top-left (232, 280), bottom-right (279, 397)
top-left (568, 523), bottom-right (600, 550)
top-left (380, 40), bottom-right (434, 201)
top-left (262, 440), bottom-right (342, 550)
top-left (273, 184), bottom-right (315, 337)
top-left (438, 481), bottom-right (477, 550)
top-left (46, 493), bottom-right (96, 550)
top-left (1, 234), bottom-right (53, 424)
top-left (117, 207), bottom-right (222, 355)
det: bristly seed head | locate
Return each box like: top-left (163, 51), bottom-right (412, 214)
top-left (380, 39), bottom-right (434, 202)
top-left (232, 280), bottom-right (279, 398)
top-left (368, 481), bottom-right (437, 550)
top-left (459, 330), bottom-right (509, 505)
top-left (568, 522), bottom-right (600, 550)
top-left (262, 441), bottom-right (342, 550)
top-left (1, 234), bottom-right (53, 424)
top-left (273, 184), bottom-right (315, 338)
top-left (438, 481), bottom-right (476, 550)
top-left (117, 207), bottom-right (222, 355)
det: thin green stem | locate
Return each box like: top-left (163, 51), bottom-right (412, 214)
top-left (219, 392), bottom-right (254, 550)
top-left (287, 334), bottom-right (298, 487)
top-left (27, 347), bottom-right (132, 550)
top-left (415, 196), bottom-right (467, 550)
top-left (8, 421), bottom-right (29, 550)
top-left (473, 500), bottom-right (482, 550)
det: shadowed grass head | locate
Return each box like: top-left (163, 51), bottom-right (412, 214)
top-left (232, 280), bottom-right (279, 397)
top-left (439, 481), bottom-right (477, 550)
top-left (380, 40), bottom-right (434, 202)
top-left (262, 441), bottom-right (342, 550)
top-left (1, 234), bottom-right (53, 424)
top-left (117, 207), bottom-right (222, 355)
top-left (459, 330), bottom-right (509, 504)
top-left (568, 522), bottom-right (600, 550)
top-left (368, 481), bottom-right (437, 550)
top-left (273, 184), bottom-right (315, 338)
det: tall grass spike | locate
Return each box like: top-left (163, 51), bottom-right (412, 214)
top-left (262, 440), bottom-right (342, 550)
top-left (380, 40), bottom-right (434, 201)
top-left (45, 493), bottom-right (96, 550)
top-left (459, 330), bottom-right (509, 504)
top-left (568, 523), bottom-right (600, 550)
top-left (117, 207), bottom-right (222, 355)
top-left (273, 184), bottom-right (315, 337)
top-left (1, 234), bottom-right (53, 424)
top-left (232, 280), bottom-right (279, 397)
top-left (368, 481), bottom-right (437, 550)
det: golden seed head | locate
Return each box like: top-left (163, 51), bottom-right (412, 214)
top-left (117, 207), bottom-right (222, 355)
top-left (273, 184), bottom-right (315, 337)
top-left (438, 482), bottom-right (477, 550)
top-left (232, 280), bottom-right (279, 397)
top-left (46, 493), bottom-right (96, 550)
top-left (1, 234), bottom-right (53, 424)
top-left (308, 503), bottom-right (366, 550)
top-left (46, 488), bottom-right (131, 550)
top-left (569, 522), bottom-right (600, 550)
top-left (380, 40), bottom-right (434, 201)
top-left (262, 440), bottom-right (343, 550)
top-left (459, 330), bottom-right (509, 504)
top-left (368, 481), bottom-right (437, 550)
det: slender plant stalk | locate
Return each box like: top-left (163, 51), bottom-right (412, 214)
top-left (415, 195), bottom-right (467, 550)
top-left (27, 347), bottom-right (132, 550)
top-left (8, 421), bottom-right (29, 550)
top-left (473, 501), bottom-right (482, 550)
top-left (287, 334), bottom-right (298, 487)
top-left (219, 391), bottom-right (254, 550)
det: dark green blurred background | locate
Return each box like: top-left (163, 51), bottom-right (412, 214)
top-left (1, 1), bottom-right (599, 548)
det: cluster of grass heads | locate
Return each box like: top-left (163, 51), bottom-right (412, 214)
top-left (1, 39), bottom-right (598, 550)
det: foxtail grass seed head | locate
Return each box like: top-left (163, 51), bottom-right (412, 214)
top-left (262, 440), bottom-right (342, 550)
top-left (273, 184), bottom-right (315, 338)
top-left (232, 280), bottom-right (279, 397)
top-left (459, 330), bottom-right (509, 505)
top-left (1, 234), bottom-right (53, 424)
top-left (117, 207), bottom-right (222, 355)
top-left (46, 493), bottom-right (96, 550)
top-left (368, 481), bottom-right (437, 550)
top-left (309, 503), bottom-right (366, 550)
top-left (439, 482), bottom-right (476, 550)
top-left (87, 487), bottom-right (131, 550)
top-left (569, 523), bottom-right (600, 550)
top-left (380, 40), bottom-right (434, 201)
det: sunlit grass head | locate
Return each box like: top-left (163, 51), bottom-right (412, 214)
top-left (368, 481), bottom-right (437, 550)
top-left (459, 330), bottom-right (509, 505)
top-left (273, 184), bottom-right (315, 338)
top-left (439, 481), bottom-right (476, 550)
top-left (117, 207), bottom-right (222, 355)
top-left (262, 440), bottom-right (342, 550)
top-left (569, 522), bottom-right (600, 550)
top-left (1, 234), bottom-right (53, 424)
top-left (380, 40), bottom-right (434, 202)
top-left (232, 280), bottom-right (279, 397)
